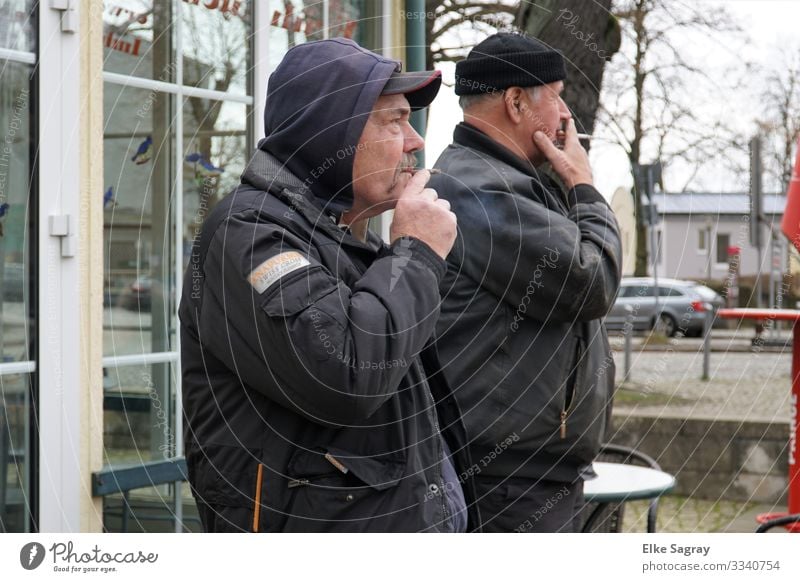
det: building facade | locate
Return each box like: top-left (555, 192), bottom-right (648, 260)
top-left (651, 192), bottom-right (788, 282)
top-left (0, 0), bottom-right (420, 533)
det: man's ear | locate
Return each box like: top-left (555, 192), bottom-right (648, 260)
top-left (504, 87), bottom-right (525, 123)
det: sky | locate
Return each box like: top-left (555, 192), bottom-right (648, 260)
top-left (424, 0), bottom-right (800, 201)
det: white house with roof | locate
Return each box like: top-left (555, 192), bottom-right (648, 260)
top-left (649, 192), bottom-right (788, 281)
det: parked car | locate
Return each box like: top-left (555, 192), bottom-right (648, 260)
top-left (1, 262), bottom-right (25, 302)
top-left (117, 276), bottom-right (153, 311)
top-left (604, 277), bottom-right (724, 337)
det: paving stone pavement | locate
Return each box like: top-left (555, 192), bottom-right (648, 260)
top-left (621, 497), bottom-right (787, 533)
top-left (607, 327), bottom-right (795, 533)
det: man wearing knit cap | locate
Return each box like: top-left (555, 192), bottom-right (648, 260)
top-left (429, 33), bottom-right (622, 532)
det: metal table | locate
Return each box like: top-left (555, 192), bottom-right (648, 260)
top-left (584, 462), bottom-right (676, 503)
top-left (582, 461), bottom-right (675, 532)
top-left (717, 307), bottom-right (800, 532)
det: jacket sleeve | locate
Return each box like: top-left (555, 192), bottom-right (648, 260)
top-left (192, 208), bottom-right (446, 427)
top-left (446, 183), bottom-right (622, 324)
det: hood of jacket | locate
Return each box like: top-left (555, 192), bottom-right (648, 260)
top-left (259, 38), bottom-right (402, 214)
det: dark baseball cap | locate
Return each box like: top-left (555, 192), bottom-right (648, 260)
top-left (381, 69), bottom-right (442, 110)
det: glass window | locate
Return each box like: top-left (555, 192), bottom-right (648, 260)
top-left (103, 1), bottom-right (177, 81)
top-left (0, 0), bottom-right (35, 52)
top-left (632, 285), bottom-right (654, 297)
top-left (181, 0), bottom-right (252, 95)
top-left (698, 229), bottom-right (707, 252)
top-left (716, 233), bottom-right (730, 264)
top-left (0, 50), bottom-right (35, 532)
top-left (182, 99), bottom-right (250, 270)
top-left (0, 60), bottom-right (33, 365)
top-left (103, 362), bottom-right (177, 465)
top-left (100, 0), bottom-right (255, 532)
top-left (268, 0), bottom-right (380, 66)
top-left (0, 372), bottom-right (33, 532)
top-left (103, 85), bottom-right (176, 358)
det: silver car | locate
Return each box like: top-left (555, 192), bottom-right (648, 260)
top-left (604, 277), bottom-right (724, 337)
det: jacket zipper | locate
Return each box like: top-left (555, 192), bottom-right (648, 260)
top-left (560, 341), bottom-right (583, 439)
top-left (416, 360), bottom-right (448, 528)
top-left (252, 463), bottom-right (264, 532)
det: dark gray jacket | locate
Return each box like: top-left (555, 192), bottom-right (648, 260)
top-left (180, 37), bottom-right (478, 532)
top-left (180, 151), bottom-right (478, 531)
top-left (430, 122), bottom-right (622, 482)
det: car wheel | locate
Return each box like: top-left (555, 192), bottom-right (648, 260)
top-left (654, 313), bottom-right (677, 337)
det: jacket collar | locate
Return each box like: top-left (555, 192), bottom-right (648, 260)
top-left (240, 148), bottom-right (384, 253)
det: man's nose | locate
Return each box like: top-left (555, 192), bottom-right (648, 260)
top-left (558, 97), bottom-right (571, 118)
top-left (404, 123), bottom-right (425, 152)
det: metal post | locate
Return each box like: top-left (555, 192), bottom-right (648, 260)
top-left (405, 0), bottom-right (427, 165)
top-left (702, 306), bottom-right (712, 381)
top-left (624, 305), bottom-right (633, 382)
top-left (648, 166), bottom-right (660, 325)
top-left (751, 136), bottom-right (763, 308)
top-left (705, 220), bottom-right (713, 282)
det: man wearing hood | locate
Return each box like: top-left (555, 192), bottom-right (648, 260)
top-left (179, 38), bottom-right (476, 532)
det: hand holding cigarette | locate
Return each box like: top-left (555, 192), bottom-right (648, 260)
top-left (390, 169), bottom-right (457, 259)
top-left (535, 119), bottom-right (594, 190)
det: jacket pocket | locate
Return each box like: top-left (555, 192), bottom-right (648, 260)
top-left (282, 447), bottom-right (406, 532)
top-left (560, 335), bottom-right (586, 440)
top-left (260, 265), bottom-right (337, 317)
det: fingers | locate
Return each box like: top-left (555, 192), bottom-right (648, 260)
top-left (398, 169), bottom-right (430, 198)
top-left (534, 130), bottom-right (563, 164)
top-left (435, 198), bottom-right (451, 211)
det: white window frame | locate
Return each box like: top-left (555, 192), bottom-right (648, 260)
top-left (38, 2), bottom-right (82, 532)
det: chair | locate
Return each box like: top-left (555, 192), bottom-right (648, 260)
top-left (755, 514), bottom-right (800, 533)
top-left (581, 443), bottom-right (666, 533)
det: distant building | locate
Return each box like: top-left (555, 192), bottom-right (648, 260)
top-left (651, 192), bottom-right (787, 281)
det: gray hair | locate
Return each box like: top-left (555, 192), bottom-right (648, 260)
top-left (458, 85), bottom-right (544, 111)
top-left (458, 91), bottom-right (502, 111)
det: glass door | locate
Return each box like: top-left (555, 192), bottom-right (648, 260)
top-left (0, 0), bottom-right (36, 533)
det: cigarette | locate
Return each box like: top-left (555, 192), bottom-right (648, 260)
top-left (576, 133), bottom-right (592, 140)
top-left (410, 168), bottom-right (442, 175)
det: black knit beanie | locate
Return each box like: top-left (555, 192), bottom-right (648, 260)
top-left (455, 32), bottom-right (566, 96)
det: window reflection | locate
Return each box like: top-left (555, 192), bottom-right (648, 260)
top-left (0, 60), bottom-right (32, 365)
top-left (103, 85), bottom-right (175, 357)
top-left (181, 0), bottom-right (251, 95)
top-left (103, 1), bottom-right (176, 81)
top-left (0, 57), bottom-right (34, 533)
top-left (0, 0), bottom-right (35, 52)
top-left (268, 1), bottom-right (378, 65)
top-left (182, 99), bottom-right (249, 271)
top-left (0, 373), bottom-right (32, 532)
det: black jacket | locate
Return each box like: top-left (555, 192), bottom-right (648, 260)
top-left (180, 39), bottom-right (478, 532)
top-left (180, 150), bottom-right (478, 532)
top-left (429, 123), bottom-right (623, 483)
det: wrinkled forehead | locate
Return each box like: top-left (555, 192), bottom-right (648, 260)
top-left (369, 93), bottom-right (412, 118)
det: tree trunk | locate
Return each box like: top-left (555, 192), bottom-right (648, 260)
top-left (516, 0), bottom-right (619, 140)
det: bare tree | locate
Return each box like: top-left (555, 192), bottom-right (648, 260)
top-left (598, 0), bottom-right (741, 276)
top-left (516, 0), bottom-right (620, 141)
top-left (759, 48), bottom-right (800, 194)
top-left (425, 0), bottom-right (519, 70)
